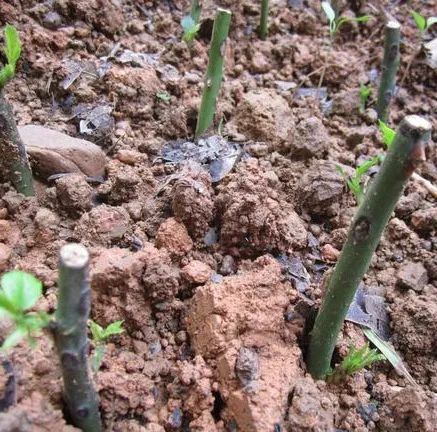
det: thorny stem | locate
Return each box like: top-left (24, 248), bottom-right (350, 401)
top-left (307, 116), bottom-right (432, 379)
top-left (195, 8), bottom-right (232, 138)
top-left (54, 244), bottom-right (102, 432)
top-left (259, 0), bottom-right (269, 40)
top-left (376, 20), bottom-right (401, 122)
top-left (0, 90), bottom-right (34, 196)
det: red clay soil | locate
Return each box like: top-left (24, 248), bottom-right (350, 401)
top-left (0, 0), bottom-right (436, 431)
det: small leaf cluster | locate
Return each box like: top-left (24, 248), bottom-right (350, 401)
top-left (411, 11), bottom-right (437, 33)
top-left (321, 1), bottom-right (370, 37)
top-left (156, 90), bottom-right (171, 103)
top-left (0, 271), bottom-right (50, 349)
top-left (327, 343), bottom-right (385, 383)
top-left (89, 319), bottom-right (124, 372)
top-left (181, 15), bottom-right (201, 43)
top-left (378, 120), bottom-right (395, 148)
top-left (336, 156), bottom-right (380, 205)
top-left (0, 24), bottom-right (21, 88)
top-left (359, 84), bottom-right (372, 113)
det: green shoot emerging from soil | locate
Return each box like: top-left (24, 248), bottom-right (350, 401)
top-left (321, 2), bottom-right (370, 37)
top-left (378, 120), bottom-right (395, 148)
top-left (156, 90), bottom-right (171, 103)
top-left (181, 15), bottom-right (201, 43)
top-left (89, 319), bottom-right (124, 372)
top-left (411, 11), bottom-right (437, 33)
top-left (327, 343), bottom-right (385, 384)
top-left (0, 271), bottom-right (50, 349)
top-left (359, 84), bottom-right (372, 113)
top-left (336, 157), bottom-right (379, 205)
top-left (0, 24), bottom-right (21, 88)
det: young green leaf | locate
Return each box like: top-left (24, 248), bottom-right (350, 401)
top-left (327, 342), bottom-right (384, 383)
top-left (426, 17), bottom-right (437, 30)
top-left (102, 320), bottom-right (124, 339)
top-left (156, 90), bottom-right (171, 103)
top-left (1, 271), bottom-right (42, 312)
top-left (2, 326), bottom-right (27, 350)
top-left (4, 24), bottom-right (21, 68)
top-left (411, 11), bottom-right (426, 32)
top-left (321, 1), bottom-right (336, 24)
top-left (181, 15), bottom-right (200, 43)
top-left (378, 120), bottom-right (396, 148)
top-left (359, 84), bottom-right (371, 112)
top-left (89, 320), bottom-right (104, 342)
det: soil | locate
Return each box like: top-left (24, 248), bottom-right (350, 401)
top-left (0, 0), bottom-right (436, 431)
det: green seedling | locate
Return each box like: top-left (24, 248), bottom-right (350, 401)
top-left (307, 116), bottom-right (432, 379)
top-left (181, 15), bottom-right (201, 43)
top-left (378, 120), bottom-right (395, 148)
top-left (321, 1), bottom-right (370, 37)
top-left (401, 11), bottom-right (437, 86)
top-left (327, 343), bottom-right (384, 384)
top-left (0, 271), bottom-right (50, 349)
top-left (318, 2), bottom-right (369, 89)
top-left (336, 156), bottom-right (379, 205)
top-left (0, 24), bottom-right (21, 88)
top-left (411, 11), bottom-right (437, 33)
top-left (156, 90), bottom-right (171, 103)
top-left (89, 319), bottom-right (124, 372)
top-left (359, 84), bottom-right (372, 113)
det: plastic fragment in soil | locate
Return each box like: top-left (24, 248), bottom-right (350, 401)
top-left (159, 135), bottom-right (242, 183)
top-left (74, 105), bottom-right (115, 136)
top-left (345, 283), bottom-right (390, 340)
top-left (277, 255), bottom-right (311, 293)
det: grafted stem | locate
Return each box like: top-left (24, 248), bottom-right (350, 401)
top-left (54, 244), bottom-right (102, 432)
top-left (376, 20), bottom-right (401, 122)
top-left (195, 8), bottom-right (232, 138)
top-left (307, 116), bottom-right (432, 379)
top-left (0, 90), bottom-right (34, 196)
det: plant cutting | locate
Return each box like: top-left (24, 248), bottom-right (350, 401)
top-left (307, 115), bottom-right (432, 379)
top-left (259, 0), bottom-right (269, 40)
top-left (53, 243), bottom-right (102, 431)
top-left (0, 24), bottom-right (34, 196)
top-left (319, 2), bottom-right (369, 90)
top-left (195, 8), bottom-right (232, 138)
top-left (376, 20), bottom-right (401, 122)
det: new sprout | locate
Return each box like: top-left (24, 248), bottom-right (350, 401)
top-left (156, 90), bottom-right (171, 103)
top-left (327, 343), bottom-right (385, 384)
top-left (336, 156), bottom-right (379, 205)
top-left (318, 2), bottom-right (369, 89)
top-left (89, 319), bottom-right (124, 372)
top-left (181, 0), bottom-right (202, 43)
top-left (307, 115), bottom-right (432, 379)
top-left (359, 83), bottom-right (372, 113)
top-left (0, 271), bottom-right (49, 350)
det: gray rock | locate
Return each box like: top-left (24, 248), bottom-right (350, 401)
top-left (236, 347), bottom-right (259, 391)
top-left (42, 11), bottom-right (62, 29)
top-left (19, 125), bottom-right (106, 180)
top-left (397, 261), bottom-right (428, 292)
